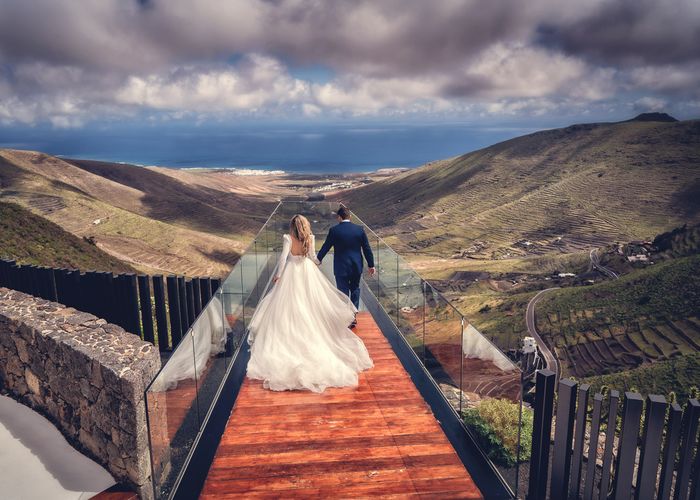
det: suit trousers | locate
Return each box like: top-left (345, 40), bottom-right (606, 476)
top-left (335, 273), bottom-right (361, 310)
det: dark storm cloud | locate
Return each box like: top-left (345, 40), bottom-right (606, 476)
top-left (0, 0), bottom-right (554, 75)
top-left (535, 0), bottom-right (700, 66)
top-left (0, 0), bottom-right (698, 125)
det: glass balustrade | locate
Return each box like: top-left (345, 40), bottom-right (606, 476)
top-left (144, 200), bottom-right (525, 499)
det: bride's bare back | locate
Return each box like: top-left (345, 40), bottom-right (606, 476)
top-left (289, 233), bottom-right (309, 256)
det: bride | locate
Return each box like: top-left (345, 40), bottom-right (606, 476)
top-left (246, 214), bottom-right (374, 393)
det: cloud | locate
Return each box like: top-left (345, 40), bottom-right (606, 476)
top-left (536, 0), bottom-right (700, 66)
top-left (0, 0), bottom-right (697, 126)
top-left (115, 55), bottom-right (310, 113)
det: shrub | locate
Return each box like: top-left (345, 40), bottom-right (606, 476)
top-left (462, 398), bottom-right (533, 467)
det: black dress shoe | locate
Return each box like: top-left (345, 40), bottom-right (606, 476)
top-left (349, 320), bottom-right (357, 329)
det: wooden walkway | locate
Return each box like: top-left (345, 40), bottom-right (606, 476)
top-left (200, 312), bottom-right (482, 498)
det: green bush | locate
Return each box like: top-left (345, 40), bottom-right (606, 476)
top-left (462, 398), bottom-right (533, 468)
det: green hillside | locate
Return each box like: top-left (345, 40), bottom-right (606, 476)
top-left (0, 149), bottom-right (263, 276)
top-left (339, 117), bottom-right (700, 260)
top-left (535, 253), bottom-right (700, 379)
top-left (585, 353), bottom-right (700, 405)
top-left (0, 201), bottom-right (134, 272)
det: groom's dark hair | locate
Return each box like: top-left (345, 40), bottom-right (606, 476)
top-left (337, 205), bottom-right (351, 220)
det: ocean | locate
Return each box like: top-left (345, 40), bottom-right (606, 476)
top-left (0, 122), bottom-right (537, 174)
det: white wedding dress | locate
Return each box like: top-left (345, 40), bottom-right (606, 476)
top-left (246, 233), bottom-right (374, 392)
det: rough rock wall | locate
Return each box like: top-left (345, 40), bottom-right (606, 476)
top-left (0, 287), bottom-right (161, 499)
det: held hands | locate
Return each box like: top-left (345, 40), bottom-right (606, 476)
top-left (368, 267), bottom-right (376, 276)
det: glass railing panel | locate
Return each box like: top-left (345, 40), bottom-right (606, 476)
top-left (423, 284), bottom-right (464, 410)
top-left (233, 244), bottom-right (259, 297)
top-left (223, 292), bottom-right (246, 352)
top-left (189, 292), bottom-right (230, 432)
top-left (221, 257), bottom-right (243, 294)
top-left (461, 317), bottom-right (524, 494)
top-left (396, 272), bottom-right (425, 356)
top-left (145, 332), bottom-right (199, 499)
top-left (375, 242), bottom-right (399, 316)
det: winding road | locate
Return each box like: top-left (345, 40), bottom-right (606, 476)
top-left (525, 287), bottom-right (561, 379)
top-left (590, 248), bottom-right (619, 279)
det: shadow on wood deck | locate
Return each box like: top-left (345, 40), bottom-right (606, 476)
top-left (200, 312), bottom-right (483, 499)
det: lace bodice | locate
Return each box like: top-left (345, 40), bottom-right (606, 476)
top-left (275, 233), bottom-right (319, 279)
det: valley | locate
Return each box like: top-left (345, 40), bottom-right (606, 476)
top-left (1, 113), bottom-right (698, 401)
top-left (337, 114), bottom-right (700, 400)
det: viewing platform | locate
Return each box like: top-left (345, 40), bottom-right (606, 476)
top-left (143, 201), bottom-right (523, 499)
top-left (3, 201), bottom-right (699, 499)
top-left (201, 312), bottom-right (481, 498)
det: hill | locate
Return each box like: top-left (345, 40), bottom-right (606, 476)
top-left (0, 201), bottom-right (134, 272)
top-left (338, 118), bottom-right (700, 260)
top-left (0, 149), bottom-right (276, 276)
top-left (535, 253), bottom-right (700, 380)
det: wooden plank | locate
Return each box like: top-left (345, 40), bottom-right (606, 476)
top-left (199, 312), bottom-right (482, 499)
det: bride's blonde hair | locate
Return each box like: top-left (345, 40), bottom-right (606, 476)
top-left (289, 214), bottom-right (312, 256)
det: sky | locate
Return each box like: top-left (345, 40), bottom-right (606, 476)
top-left (0, 0), bottom-right (698, 131)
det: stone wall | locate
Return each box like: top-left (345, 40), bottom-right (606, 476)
top-left (0, 288), bottom-right (161, 499)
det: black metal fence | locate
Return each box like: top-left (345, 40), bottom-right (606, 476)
top-left (528, 369), bottom-right (700, 500)
top-left (0, 259), bottom-right (221, 352)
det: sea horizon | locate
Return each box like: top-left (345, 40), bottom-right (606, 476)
top-left (0, 122), bottom-right (540, 174)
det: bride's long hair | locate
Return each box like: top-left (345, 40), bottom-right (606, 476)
top-left (290, 214), bottom-right (313, 256)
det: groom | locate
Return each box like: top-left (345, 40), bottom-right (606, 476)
top-left (317, 205), bottom-right (376, 326)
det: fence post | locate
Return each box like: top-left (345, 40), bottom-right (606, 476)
top-left (45, 267), bottom-right (58, 301)
top-left (613, 392), bottom-right (644, 500)
top-left (599, 390), bottom-right (621, 500)
top-left (123, 273), bottom-right (142, 337)
top-left (211, 278), bottom-right (221, 295)
top-left (72, 271), bottom-right (85, 311)
top-left (192, 278), bottom-right (202, 316)
top-left (674, 399), bottom-right (700, 500)
top-left (570, 384), bottom-right (590, 499)
top-left (528, 369), bottom-right (556, 500)
top-left (550, 378), bottom-right (577, 500)
top-left (177, 276), bottom-right (189, 332)
top-left (0, 260), bottom-right (10, 287)
top-left (584, 393), bottom-right (604, 499)
top-left (636, 395), bottom-right (668, 500)
top-left (138, 275), bottom-right (155, 344)
top-left (201, 277), bottom-right (212, 306)
top-left (152, 275), bottom-right (170, 351)
top-left (9, 262), bottom-right (20, 291)
top-left (658, 403), bottom-right (683, 500)
top-left (167, 275), bottom-right (182, 347)
top-left (101, 272), bottom-right (117, 324)
top-left (185, 279), bottom-right (196, 326)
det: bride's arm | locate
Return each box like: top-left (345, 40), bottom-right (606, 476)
top-left (274, 234), bottom-right (291, 282)
top-left (308, 234), bottom-right (320, 265)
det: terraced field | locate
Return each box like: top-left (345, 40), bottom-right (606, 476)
top-left (535, 254), bottom-right (700, 381)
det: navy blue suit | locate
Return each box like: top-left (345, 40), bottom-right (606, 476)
top-left (317, 220), bottom-right (375, 309)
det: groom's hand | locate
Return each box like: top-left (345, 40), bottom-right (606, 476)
top-left (368, 267), bottom-right (376, 276)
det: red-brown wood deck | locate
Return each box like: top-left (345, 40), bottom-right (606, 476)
top-left (200, 312), bottom-right (482, 499)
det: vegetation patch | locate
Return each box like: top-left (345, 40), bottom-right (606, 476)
top-left (462, 398), bottom-right (533, 467)
top-left (584, 352), bottom-right (700, 405)
top-left (0, 201), bottom-right (134, 272)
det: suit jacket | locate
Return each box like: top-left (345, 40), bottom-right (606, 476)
top-left (317, 221), bottom-right (375, 277)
